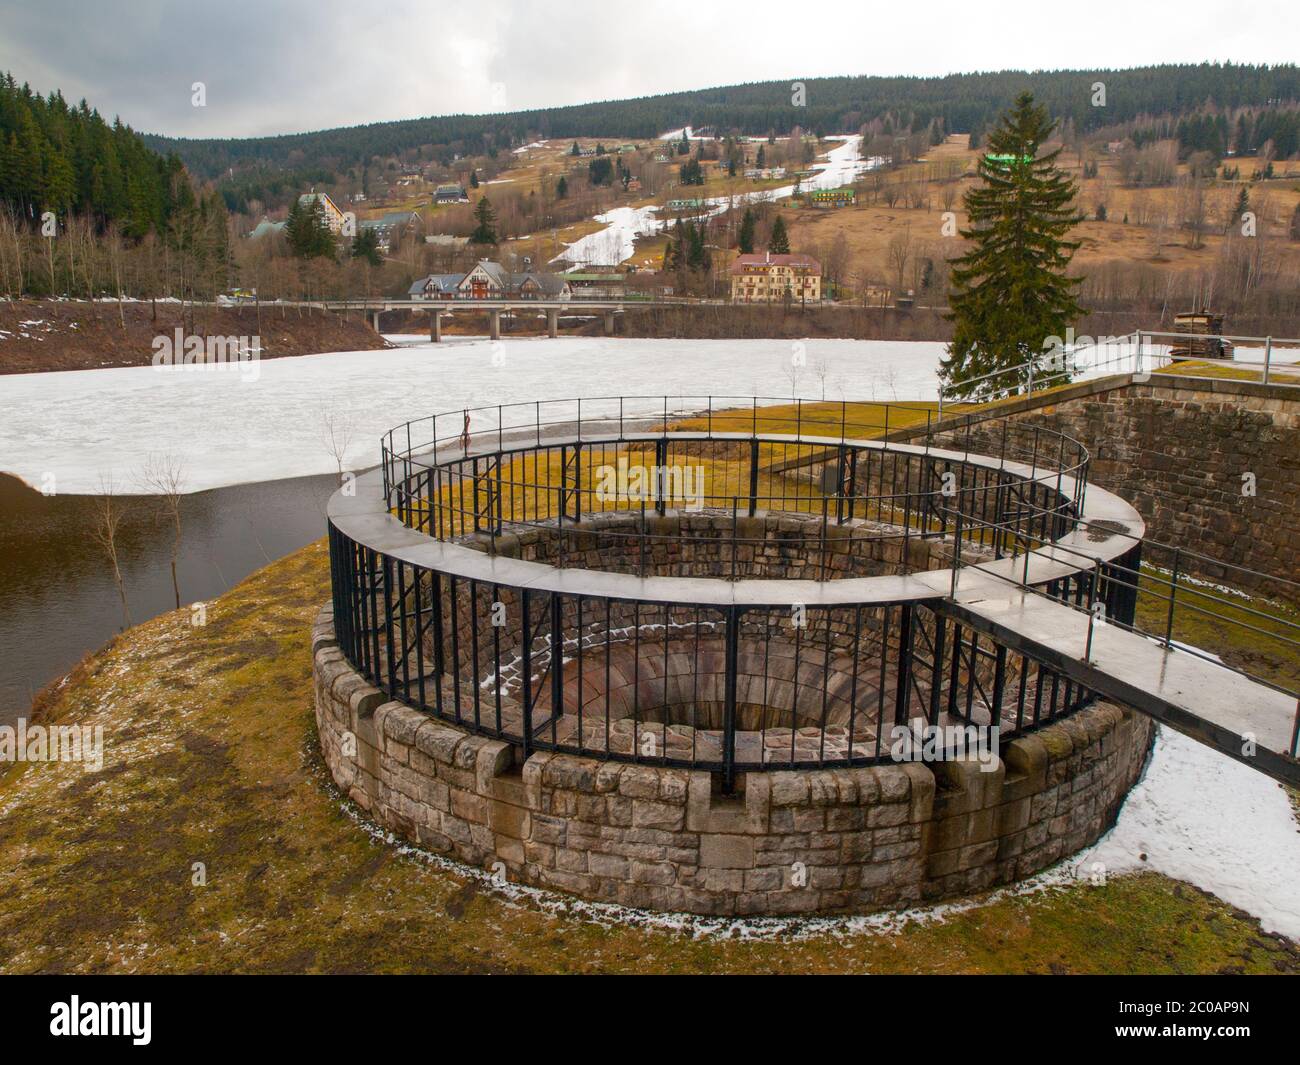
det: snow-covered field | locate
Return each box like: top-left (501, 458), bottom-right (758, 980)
top-left (554, 134), bottom-right (882, 268)
top-left (0, 336), bottom-right (948, 496)
top-left (1078, 727), bottom-right (1300, 940)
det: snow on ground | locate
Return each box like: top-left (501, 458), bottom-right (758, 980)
top-left (554, 135), bottom-right (883, 268)
top-left (1078, 726), bottom-right (1300, 940)
top-left (0, 336), bottom-right (948, 495)
top-left (658, 126), bottom-right (710, 141)
top-left (553, 204), bottom-right (665, 269)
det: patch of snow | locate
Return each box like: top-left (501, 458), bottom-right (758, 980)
top-left (659, 126), bottom-right (708, 141)
top-left (552, 204), bottom-right (665, 268)
top-left (553, 134), bottom-right (883, 268)
top-left (1079, 726), bottom-right (1300, 940)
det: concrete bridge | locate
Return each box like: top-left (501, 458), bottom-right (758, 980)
top-left (277, 297), bottom-right (688, 341)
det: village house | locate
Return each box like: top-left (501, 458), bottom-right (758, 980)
top-left (408, 274), bottom-right (465, 299)
top-left (298, 191), bottom-right (346, 233)
top-left (357, 210), bottom-right (420, 251)
top-left (563, 272), bottom-right (626, 298)
top-left (729, 252), bottom-right (823, 304)
top-left (408, 260), bottom-right (572, 301)
top-left (247, 217), bottom-right (286, 239)
top-left (434, 184), bottom-right (469, 204)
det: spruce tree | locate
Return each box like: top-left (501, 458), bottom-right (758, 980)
top-left (1233, 185), bottom-right (1250, 219)
top-left (738, 208), bottom-right (756, 254)
top-left (556, 175), bottom-right (568, 199)
top-left (686, 222), bottom-right (709, 272)
top-left (352, 227), bottom-right (382, 266)
top-left (286, 196), bottom-right (335, 259)
top-left (768, 214), bottom-right (790, 254)
top-left (470, 195), bottom-right (498, 245)
top-left (940, 92), bottom-right (1083, 400)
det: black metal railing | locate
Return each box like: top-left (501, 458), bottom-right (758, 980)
top-left (329, 396), bottom-right (1300, 781)
top-left (327, 399), bottom-right (1118, 789)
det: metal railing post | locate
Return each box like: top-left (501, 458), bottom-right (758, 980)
top-left (1263, 336), bottom-right (1272, 385)
top-left (1084, 559), bottom-right (1102, 663)
top-left (950, 503), bottom-right (963, 597)
top-left (721, 606), bottom-right (740, 793)
top-left (1164, 548), bottom-right (1180, 649)
top-left (748, 439), bottom-right (760, 517)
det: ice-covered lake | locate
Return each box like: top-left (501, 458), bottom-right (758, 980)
top-left (0, 336), bottom-right (949, 496)
top-left (2, 333), bottom-right (1293, 497)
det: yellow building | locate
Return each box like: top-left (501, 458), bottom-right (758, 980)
top-left (729, 253), bottom-right (822, 303)
top-left (297, 191), bottom-right (347, 234)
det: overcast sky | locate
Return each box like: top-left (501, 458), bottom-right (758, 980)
top-left (1, 0), bottom-right (1296, 139)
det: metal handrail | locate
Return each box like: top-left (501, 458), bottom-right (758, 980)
top-left (935, 328), bottom-right (1300, 402)
top-left (939, 497), bottom-right (1300, 738)
top-left (378, 396), bottom-right (1092, 522)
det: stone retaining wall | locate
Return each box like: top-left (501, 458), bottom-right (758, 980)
top-left (313, 603), bottom-right (1153, 916)
top-left (894, 375), bottom-right (1300, 600)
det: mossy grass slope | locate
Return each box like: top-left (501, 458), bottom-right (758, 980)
top-left (1, 541), bottom-right (1296, 973)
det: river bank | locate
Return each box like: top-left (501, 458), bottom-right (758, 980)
top-left (0, 300), bottom-right (389, 374)
top-left (0, 471), bottom-right (338, 728)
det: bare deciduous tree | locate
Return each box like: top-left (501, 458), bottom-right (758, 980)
top-left (140, 452), bottom-right (186, 609)
top-left (319, 404), bottom-right (358, 486)
top-left (888, 229), bottom-right (913, 296)
top-left (92, 475), bottom-right (132, 630)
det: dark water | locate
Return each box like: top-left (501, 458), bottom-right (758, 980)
top-left (0, 472), bottom-right (340, 727)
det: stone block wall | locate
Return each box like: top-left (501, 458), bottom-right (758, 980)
top-left (313, 603), bottom-right (1153, 916)
top-left (895, 375), bottom-right (1300, 600)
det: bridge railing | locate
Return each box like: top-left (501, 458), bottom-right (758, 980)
top-left (940, 494), bottom-right (1300, 758)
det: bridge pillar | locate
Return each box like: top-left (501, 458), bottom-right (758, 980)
top-left (489, 309), bottom-right (501, 341)
top-left (547, 309), bottom-right (559, 338)
top-left (603, 311), bottom-right (615, 336)
top-left (370, 310), bottom-right (382, 333)
top-left (430, 311), bottom-right (442, 343)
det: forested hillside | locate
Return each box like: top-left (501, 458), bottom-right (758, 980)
top-left (0, 72), bottom-right (205, 236)
top-left (149, 63), bottom-right (1300, 187)
top-left (0, 72), bottom-right (228, 299)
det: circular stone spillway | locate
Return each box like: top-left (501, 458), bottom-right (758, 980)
top-left (313, 398), bottom-right (1152, 915)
